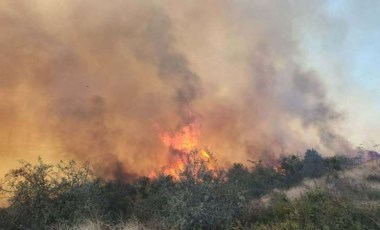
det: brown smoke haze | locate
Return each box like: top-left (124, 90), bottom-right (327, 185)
top-left (0, 0), bottom-right (353, 178)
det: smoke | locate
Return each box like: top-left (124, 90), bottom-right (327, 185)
top-left (0, 0), bottom-right (352, 178)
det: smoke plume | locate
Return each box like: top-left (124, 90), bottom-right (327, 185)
top-left (0, 0), bottom-right (352, 178)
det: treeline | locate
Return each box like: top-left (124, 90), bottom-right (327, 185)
top-left (0, 149), bottom-right (378, 229)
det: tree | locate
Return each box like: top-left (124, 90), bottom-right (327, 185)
top-left (280, 155), bottom-right (304, 186)
top-left (302, 149), bottom-right (325, 178)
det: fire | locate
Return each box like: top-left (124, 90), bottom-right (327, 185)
top-left (200, 149), bottom-right (210, 160)
top-left (158, 121), bottom-right (201, 152)
top-left (151, 119), bottom-right (215, 179)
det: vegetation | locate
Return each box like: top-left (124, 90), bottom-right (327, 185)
top-left (0, 149), bottom-right (379, 229)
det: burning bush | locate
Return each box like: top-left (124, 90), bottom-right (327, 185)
top-left (133, 150), bottom-right (244, 229)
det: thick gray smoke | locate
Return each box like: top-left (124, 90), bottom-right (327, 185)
top-left (0, 0), bottom-right (352, 178)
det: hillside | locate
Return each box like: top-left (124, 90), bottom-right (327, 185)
top-left (59, 161), bottom-right (380, 230)
top-left (1, 150), bottom-right (379, 229)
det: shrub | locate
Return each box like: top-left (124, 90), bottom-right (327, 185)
top-left (302, 149), bottom-right (325, 178)
top-left (100, 180), bottom-right (137, 221)
top-left (0, 159), bottom-right (102, 229)
top-left (1, 149), bottom-right (377, 229)
top-left (280, 155), bottom-right (304, 186)
top-left (248, 161), bottom-right (283, 197)
top-left (133, 175), bottom-right (174, 224)
top-left (157, 150), bottom-right (245, 229)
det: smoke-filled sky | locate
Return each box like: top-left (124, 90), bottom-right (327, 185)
top-left (0, 0), bottom-right (379, 178)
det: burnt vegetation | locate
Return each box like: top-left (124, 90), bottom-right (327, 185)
top-left (0, 150), bottom-right (379, 230)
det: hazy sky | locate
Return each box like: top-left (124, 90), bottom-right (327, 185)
top-left (299, 0), bottom-right (380, 146)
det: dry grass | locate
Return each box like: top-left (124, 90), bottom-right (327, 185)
top-left (51, 219), bottom-right (149, 230)
top-left (260, 161), bottom-right (380, 203)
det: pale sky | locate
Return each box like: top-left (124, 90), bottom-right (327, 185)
top-left (299, 0), bottom-right (380, 146)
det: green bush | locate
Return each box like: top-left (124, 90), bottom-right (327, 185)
top-left (280, 154), bottom-right (304, 186)
top-left (302, 149), bottom-right (325, 178)
top-left (0, 159), bottom-right (103, 229)
top-left (0, 149), bottom-right (377, 229)
top-left (149, 151), bottom-right (245, 229)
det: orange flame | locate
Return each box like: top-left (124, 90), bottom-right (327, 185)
top-left (158, 121), bottom-right (201, 152)
top-left (151, 119), bottom-right (215, 179)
